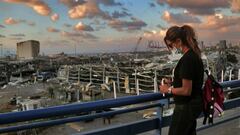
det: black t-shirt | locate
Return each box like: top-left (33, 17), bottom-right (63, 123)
top-left (173, 49), bottom-right (204, 104)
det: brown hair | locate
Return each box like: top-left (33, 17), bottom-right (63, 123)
top-left (164, 25), bottom-right (201, 57)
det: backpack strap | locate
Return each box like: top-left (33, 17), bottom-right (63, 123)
top-left (209, 79), bottom-right (215, 124)
top-left (208, 102), bottom-right (214, 124)
top-left (203, 110), bottom-right (208, 124)
top-left (203, 116), bottom-right (207, 124)
top-left (203, 70), bottom-right (216, 125)
top-left (205, 70), bottom-right (222, 88)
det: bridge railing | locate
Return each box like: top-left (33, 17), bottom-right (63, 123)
top-left (0, 80), bottom-right (239, 135)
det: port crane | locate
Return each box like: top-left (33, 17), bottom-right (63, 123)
top-left (133, 37), bottom-right (143, 59)
top-left (132, 37), bottom-right (166, 59)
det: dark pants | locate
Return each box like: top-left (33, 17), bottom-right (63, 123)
top-left (169, 98), bottom-right (203, 135)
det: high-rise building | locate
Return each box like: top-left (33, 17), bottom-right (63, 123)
top-left (17, 40), bottom-right (40, 60)
top-left (219, 40), bottom-right (227, 50)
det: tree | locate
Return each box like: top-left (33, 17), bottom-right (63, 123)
top-left (227, 53), bottom-right (238, 64)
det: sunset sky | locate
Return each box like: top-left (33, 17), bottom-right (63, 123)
top-left (0, 0), bottom-right (240, 54)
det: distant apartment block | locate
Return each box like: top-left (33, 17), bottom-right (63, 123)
top-left (17, 40), bottom-right (40, 60)
top-left (219, 40), bottom-right (227, 50)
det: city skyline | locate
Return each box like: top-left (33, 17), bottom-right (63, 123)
top-left (0, 0), bottom-right (240, 54)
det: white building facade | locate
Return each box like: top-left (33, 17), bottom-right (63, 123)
top-left (17, 40), bottom-right (40, 60)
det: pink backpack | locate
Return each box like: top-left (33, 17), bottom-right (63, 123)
top-left (203, 71), bottom-right (224, 124)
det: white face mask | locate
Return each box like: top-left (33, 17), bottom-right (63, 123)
top-left (171, 47), bottom-right (183, 54)
top-left (171, 48), bottom-right (177, 55)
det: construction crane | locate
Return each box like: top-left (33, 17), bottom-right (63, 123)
top-left (133, 37), bottom-right (143, 59)
top-left (147, 40), bottom-right (166, 49)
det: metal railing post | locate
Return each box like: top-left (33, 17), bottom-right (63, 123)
top-left (156, 102), bottom-right (163, 135)
top-left (238, 69), bottom-right (240, 80)
top-left (229, 69), bottom-right (232, 81)
top-left (78, 66), bottom-right (80, 84)
top-left (125, 76), bottom-right (130, 94)
top-left (221, 70), bottom-right (224, 82)
top-left (154, 69), bottom-right (158, 93)
top-left (136, 79), bottom-right (140, 95)
top-left (90, 66), bottom-right (92, 83)
top-left (113, 81), bottom-right (117, 99)
top-left (135, 68), bottom-right (137, 92)
top-left (67, 66), bottom-right (69, 82)
top-left (103, 66), bottom-right (105, 84)
top-left (117, 67), bottom-right (120, 92)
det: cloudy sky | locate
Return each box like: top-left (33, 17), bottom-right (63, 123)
top-left (0, 0), bottom-right (240, 54)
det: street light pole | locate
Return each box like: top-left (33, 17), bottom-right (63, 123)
top-left (0, 44), bottom-right (2, 58)
top-left (75, 44), bottom-right (76, 56)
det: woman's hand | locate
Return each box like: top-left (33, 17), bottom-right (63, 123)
top-left (159, 78), bottom-right (172, 94)
top-left (159, 84), bottom-right (170, 94)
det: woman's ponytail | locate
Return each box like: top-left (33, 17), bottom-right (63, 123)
top-left (181, 25), bottom-right (201, 57)
top-left (164, 25), bottom-right (202, 58)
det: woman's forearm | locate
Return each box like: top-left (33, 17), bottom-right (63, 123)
top-left (172, 87), bottom-right (192, 96)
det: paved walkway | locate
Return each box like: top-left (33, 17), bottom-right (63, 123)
top-left (198, 118), bottom-right (240, 135)
top-left (198, 107), bottom-right (240, 135)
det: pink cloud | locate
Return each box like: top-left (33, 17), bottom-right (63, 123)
top-left (198, 15), bottom-right (240, 30)
top-left (4, 0), bottom-right (51, 16)
top-left (158, 0), bottom-right (230, 15)
top-left (185, 14), bottom-right (240, 42)
top-left (60, 0), bottom-right (111, 20)
top-left (162, 11), bottom-right (201, 24)
top-left (51, 13), bottom-right (59, 22)
top-left (4, 17), bottom-right (18, 25)
top-left (68, 1), bottom-right (108, 19)
top-left (47, 27), bottom-right (60, 33)
top-left (108, 18), bottom-right (147, 31)
top-left (61, 31), bottom-right (97, 39)
top-left (74, 22), bottom-right (94, 31)
top-left (4, 17), bottom-right (36, 26)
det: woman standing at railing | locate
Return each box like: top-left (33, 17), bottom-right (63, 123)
top-left (160, 25), bottom-right (204, 135)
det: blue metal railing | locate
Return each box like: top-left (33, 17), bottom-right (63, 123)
top-left (220, 80), bottom-right (240, 88)
top-left (0, 80), bottom-right (239, 135)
